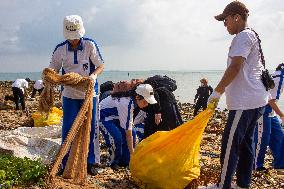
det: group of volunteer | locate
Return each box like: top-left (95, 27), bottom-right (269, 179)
top-left (10, 78), bottom-right (44, 110)
top-left (6, 1), bottom-right (284, 188)
top-left (46, 14), bottom-right (183, 175)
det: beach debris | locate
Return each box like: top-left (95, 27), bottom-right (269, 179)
top-left (0, 81), bottom-right (282, 189)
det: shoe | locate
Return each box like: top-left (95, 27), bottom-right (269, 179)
top-left (255, 167), bottom-right (268, 172)
top-left (56, 167), bottom-right (64, 176)
top-left (198, 184), bottom-right (220, 189)
top-left (231, 184), bottom-right (248, 189)
top-left (110, 164), bottom-right (120, 171)
top-left (87, 164), bottom-right (99, 176)
top-left (276, 168), bottom-right (284, 175)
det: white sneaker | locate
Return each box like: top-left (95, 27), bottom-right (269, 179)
top-left (198, 184), bottom-right (220, 189)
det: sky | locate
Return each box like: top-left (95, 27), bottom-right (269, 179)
top-left (0, 0), bottom-right (283, 72)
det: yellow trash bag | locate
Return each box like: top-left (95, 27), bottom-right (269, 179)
top-left (130, 107), bottom-right (214, 189)
top-left (32, 107), bottom-right (63, 127)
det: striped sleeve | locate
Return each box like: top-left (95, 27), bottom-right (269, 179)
top-left (117, 98), bottom-right (134, 130)
top-left (270, 71), bottom-right (284, 100)
top-left (49, 42), bottom-right (67, 72)
top-left (85, 38), bottom-right (104, 67)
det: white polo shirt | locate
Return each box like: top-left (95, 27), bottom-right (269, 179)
top-left (268, 70), bottom-right (284, 117)
top-left (225, 29), bottom-right (269, 110)
top-left (49, 37), bottom-right (104, 99)
top-left (34, 80), bottom-right (44, 90)
top-left (12, 79), bottom-right (28, 93)
top-left (100, 96), bottom-right (134, 130)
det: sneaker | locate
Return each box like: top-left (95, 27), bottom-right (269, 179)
top-left (110, 164), bottom-right (120, 171)
top-left (198, 184), bottom-right (220, 189)
top-left (255, 166), bottom-right (268, 172)
top-left (87, 164), bottom-right (99, 176)
top-left (56, 167), bottom-right (64, 176)
top-left (276, 168), bottom-right (284, 175)
top-left (231, 184), bottom-right (248, 189)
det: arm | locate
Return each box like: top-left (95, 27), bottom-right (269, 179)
top-left (125, 130), bottom-right (134, 154)
top-left (90, 64), bottom-right (104, 77)
top-left (117, 98), bottom-right (135, 152)
top-left (268, 99), bottom-right (284, 118)
top-left (209, 86), bottom-right (213, 95)
top-left (194, 88), bottom-right (200, 102)
top-left (23, 80), bottom-right (29, 98)
top-left (49, 47), bottom-right (63, 73)
top-left (89, 41), bottom-right (104, 78)
top-left (215, 56), bottom-right (244, 94)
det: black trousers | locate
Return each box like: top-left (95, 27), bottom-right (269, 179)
top-left (31, 88), bottom-right (43, 98)
top-left (193, 100), bottom-right (207, 116)
top-left (12, 87), bottom-right (25, 110)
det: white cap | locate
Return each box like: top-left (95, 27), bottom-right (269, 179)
top-left (135, 84), bottom-right (157, 104)
top-left (63, 15), bottom-right (85, 40)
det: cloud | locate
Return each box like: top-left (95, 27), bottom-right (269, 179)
top-left (0, 0), bottom-right (283, 72)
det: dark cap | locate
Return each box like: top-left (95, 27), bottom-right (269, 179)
top-left (276, 63), bottom-right (284, 71)
top-left (215, 1), bottom-right (249, 21)
top-left (25, 78), bottom-right (31, 82)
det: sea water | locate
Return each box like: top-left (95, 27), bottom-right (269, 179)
top-left (0, 71), bottom-right (283, 110)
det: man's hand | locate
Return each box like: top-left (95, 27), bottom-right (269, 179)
top-left (207, 90), bottom-right (222, 107)
top-left (155, 113), bottom-right (162, 125)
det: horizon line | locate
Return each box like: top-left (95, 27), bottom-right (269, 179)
top-left (0, 69), bottom-right (226, 74)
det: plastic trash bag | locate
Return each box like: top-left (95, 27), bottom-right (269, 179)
top-left (130, 107), bottom-right (214, 189)
top-left (32, 107), bottom-right (63, 127)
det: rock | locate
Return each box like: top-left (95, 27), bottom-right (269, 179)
top-left (0, 147), bottom-right (14, 156)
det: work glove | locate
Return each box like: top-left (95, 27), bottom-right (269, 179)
top-left (89, 74), bottom-right (97, 82)
top-left (280, 116), bottom-right (284, 123)
top-left (207, 90), bottom-right (222, 109)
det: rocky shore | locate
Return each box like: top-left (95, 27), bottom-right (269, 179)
top-left (0, 81), bottom-right (283, 189)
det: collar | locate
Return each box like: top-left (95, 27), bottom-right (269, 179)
top-left (67, 38), bottom-right (83, 51)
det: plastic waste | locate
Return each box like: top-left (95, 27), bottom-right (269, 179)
top-left (32, 107), bottom-right (63, 127)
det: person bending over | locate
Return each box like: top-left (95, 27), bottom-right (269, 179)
top-left (11, 78), bottom-right (31, 110)
top-left (99, 84), bottom-right (157, 170)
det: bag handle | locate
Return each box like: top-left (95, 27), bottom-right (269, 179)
top-left (247, 28), bottom-right (266, 68)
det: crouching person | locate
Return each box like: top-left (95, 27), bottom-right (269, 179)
top-left (99, 84), bottom-right (157, 170)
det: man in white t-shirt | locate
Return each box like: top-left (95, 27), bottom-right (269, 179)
top-left (31, 80), bottom-right (44, 98)
top-left (203, 1), bottom-right (269, 189)
top-left (11, 78), bottom-right (31, 110)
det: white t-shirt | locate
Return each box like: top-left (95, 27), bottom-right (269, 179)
top-left (225, 29), bottom-right (269, 110)
top-left (12, 79), bottom-right (28, 93)
top-left (100, 96), bottom-right (134, 130)
top-left (49, 38), bottom-right (104, 99)
top-left (33, 80), bottom-right (44, 90)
